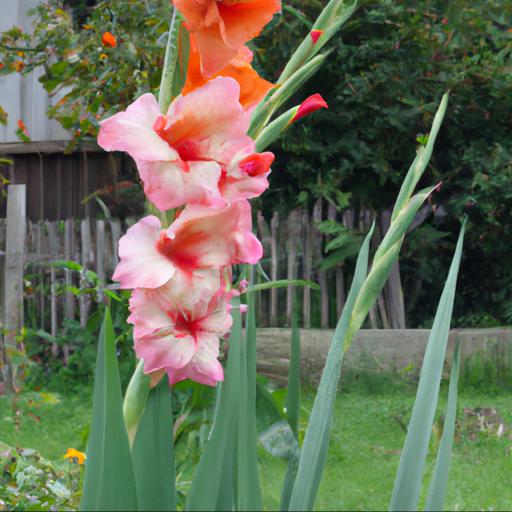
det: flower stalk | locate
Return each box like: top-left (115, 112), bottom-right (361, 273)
top-left (159, 8), bottom-right (183, 114)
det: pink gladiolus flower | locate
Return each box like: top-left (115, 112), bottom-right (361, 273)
top-left (98, 77), bottom-right (273, 210)
top-left (130, 281), bottom-right (233, 386)
top-left (112, 200), bottom-right (262, 290)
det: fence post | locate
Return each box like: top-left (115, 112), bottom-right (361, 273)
top-left (1, 185), bottom-right (26, 391)
top-left (269, 212), bottom-right (279, 326)
top-left (96, 219), bottom-right (106, 303)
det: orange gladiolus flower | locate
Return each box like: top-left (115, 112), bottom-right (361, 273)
top-left (173, 0), bottom-right (281, 76)
top-left (64, 448), bottom-right (86, 465)
top-left (102, 31), bottom-right (117, 48)
top-left (183, 41), bottom-right (274, 110)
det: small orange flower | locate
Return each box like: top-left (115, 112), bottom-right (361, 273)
top-left (101, 31), bottom-right (117, 48)
top-left (0, 63), bottom-right (4, 70)
top-left (17, 119), bottom-right (28, 135)
top-left (183, 40), bottom-right (274, 110)
top-left (14, 60), bottom-right (25, 72)
top-left (64, 448), bottom-right (86, 465)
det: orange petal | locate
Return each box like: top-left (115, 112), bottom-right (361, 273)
top-left (183, 42), bottom-right (274, 110)
top-left (173, 0), bottom-right (219, 30)
top-left (176, 0), bottom-right (280, 76)
top-left (217, 0), bottom-right (281, 49)
top-left (102, 31), bottom-right (117, 48)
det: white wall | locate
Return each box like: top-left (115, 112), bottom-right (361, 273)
top-left (0, 0), bottom-right (70, 143)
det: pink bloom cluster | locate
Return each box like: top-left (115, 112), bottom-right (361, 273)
top-left (99, 77), bottom-right (271, 386)
top-left (98, 1), bottom-right (328, 388)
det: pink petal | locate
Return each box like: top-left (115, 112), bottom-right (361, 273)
top-left (98, 93), bottom-right (178, 162)
top-left (112, 216), bottom-right (176, 289)
top-left (136, 330), bottom-right (196, 374)
top-left (165, 77), bottom-right (251, 159)
top-left (166, 333), bottom-right (224, 386)
top-left (220, 150), bottom-right (274, 202)
top-left (128, 288), bottom-right (173, 334)
top-left (138, 160), bottom-right (224, 210)
top-left (168, 201), bottom-right (263, 268)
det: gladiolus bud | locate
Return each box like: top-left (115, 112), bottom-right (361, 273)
top-left (102, 31), bottom-right (117, 48)
top-left (310, 29), bottom-right (324, 44)
top-left (290, 94), bottom-right (328, 124)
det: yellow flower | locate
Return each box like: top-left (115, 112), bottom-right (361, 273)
top-left (64, 448), bottom-right (86, 465)
top-left (99, 53), bottom-right (108, 60)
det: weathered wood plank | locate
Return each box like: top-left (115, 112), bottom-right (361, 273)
top-left (286, 209), bottom-right (301, 326)
top-left (380, 209), bottom-right (406, 329)
top-left (302, 210), bottom-right (312, 328)
top-left (2, 185), bottom-right (26, 389)
top-left (269, 211), bottom-right (279, 326)
top-left (47, 221), bottom-right (60, 354)
top-left (79, 219), bottom-right (92, 327)
top-left (96, 219), bottom-right (106, 303)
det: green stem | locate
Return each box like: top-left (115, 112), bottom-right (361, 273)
top-left (159, 8), bottom-right (183, 114)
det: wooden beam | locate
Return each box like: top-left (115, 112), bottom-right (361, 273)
top-left (0, 140), bottom-right (100, 155)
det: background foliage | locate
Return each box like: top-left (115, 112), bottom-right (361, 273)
top-left (1, 0), bottom-right (511, 327)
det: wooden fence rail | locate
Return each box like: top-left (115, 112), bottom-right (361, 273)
top-left (0, 195), bottom-right (408, 342)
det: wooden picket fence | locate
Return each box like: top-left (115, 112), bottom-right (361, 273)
top-left (0, 185), bottom-right (408, 348)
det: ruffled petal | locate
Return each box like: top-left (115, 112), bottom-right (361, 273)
top-left (136, 330), bottom-right (196, 374)
top-left (138, 159), bottom-right (224, 210)
top-left (218, 0), bottom-right (281, 49)
top-left (112, 216), bottom-right (176, 289)
top-left (166, 77), bottom-right (250, 153)
top-left (168, 201), bottom-right (263, 269)
top-left (166, 332), bottom-right (224, 386)
top-left (98, 93), bottom-right (177, 162)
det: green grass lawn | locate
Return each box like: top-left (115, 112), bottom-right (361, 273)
top-left (1, 386), bottom-right (511, 511)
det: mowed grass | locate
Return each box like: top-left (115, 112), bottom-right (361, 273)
top-left (1, 386), bottom-right (511, 511)
top-left (260, 387), bottom-right (512, 511)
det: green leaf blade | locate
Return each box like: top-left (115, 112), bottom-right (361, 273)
top-left (288, 225), bottom-right (375, 511)
top-left (132, 378), bottom-right (177, 511)
top-left (280, 302), bottom-right (301, 511)
top-left (237, 288), bottom-right (263, 510)
top-left (389, 222), bottom-right (465, 511)
top-left (80, 308), bottom-right (138, 511)
top-left (425, 342), bottom-right (461, 511)
top-left (186, 298), bottom-right (243, 511)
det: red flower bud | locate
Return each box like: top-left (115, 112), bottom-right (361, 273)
top-left (290, 94), bottom-right (328, 124)
top-left (310, 29), bottom-right (324, 44)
